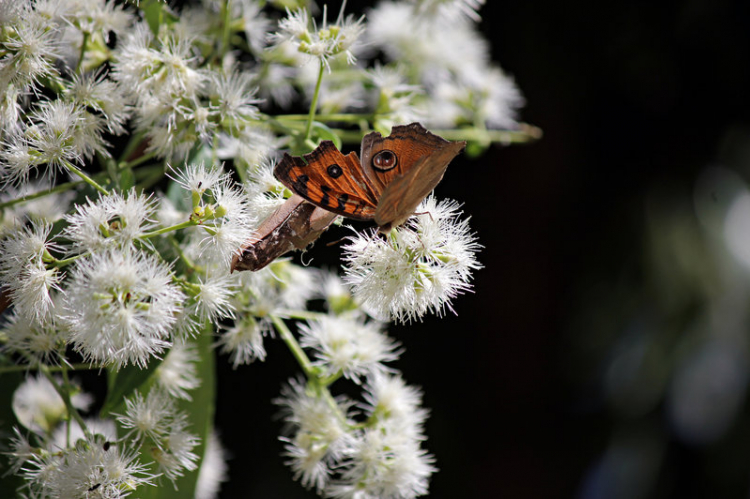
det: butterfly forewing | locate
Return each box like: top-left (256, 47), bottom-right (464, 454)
top-left (361, 123), bottom-right (454, 192)
top-left (274, 141), bottom-right (379, 220)
top-left (374, 140), bottom-right (466, 229)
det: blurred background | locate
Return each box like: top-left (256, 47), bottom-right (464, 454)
top-left (217, 1), bottom-right (750, 498)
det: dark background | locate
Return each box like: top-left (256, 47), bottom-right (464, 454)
top-left (217, 2), bottom-right (750, 498)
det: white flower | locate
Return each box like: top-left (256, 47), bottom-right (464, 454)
top-left (0, 222), bottom-right (61, 322)
top-left (0, 11), bottom-right (61, 92)
top-left (65, 71), bottom-right (132, 135)
top-left (156, 339), bottom-right (201, 400)
top-left (2, 308), bottom-right (65, 365)
top-left (0, 99), bottom-right (105, 187)
top-left (193, 273), bottom-right (237, 322)
top-left (116, 389), bottom-right (201, 482)
top-left (217, 314), bottom-right (270, 367)
top-left (116, 389), bottom-right (176, 444)
top-left (195, 430), bottom-right (229, 499)
top-left (342, 197), bottom-right (481, 323)
top-left (156, 420), bottom-right (201, 482)
top-left (276, 378), bottom-right (355, 493)
top-left (299, 315), bottom-right (400, 383)
top-left (63, 250), bottom-right (185, 368)
top-left (411, 0), bottom-right (486, 22)
top-left (0, 180), bottom-right (75, 228)
top-left (63, 190), bottom-right (158, 252)
top-left (12, 373), bottom-right (92, 434)
top-left (171, 162), bottom-right (230, 197)
top-left (23, 435), bottom-right (156, 498)
top-left (326, 373), bottom-right (435, 499)
top-left (210, 70), bottom-right (261, 126)
top-left (272, 5), bottom-right (365, 68)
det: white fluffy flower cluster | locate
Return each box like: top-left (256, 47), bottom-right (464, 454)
top-left (0, 1), bottom-right (511, 497)
top-left (343, 196), bottom-right (482, 323)
top-left (277, 373), bottom-right (435, 499)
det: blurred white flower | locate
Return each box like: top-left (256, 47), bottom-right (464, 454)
top-left (63, 250), bottom-right (185, 368)
top-left (12, 373), bottom-right (92, 434)
top-left (343, 197), bottom-right (481, 323)
top-left (195, 430), bottom-right (230, 499)
top-left (0, 180), bottom-right (75, 229)
top-left (411, 0), bottom-right (486, 22)
top-left (156, 339), bottom-right (201, 400)
top-left (2, 308), bottom-right (65, 365)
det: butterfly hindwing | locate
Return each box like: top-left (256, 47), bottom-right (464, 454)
top-left (274, 141), bottom-right (379, 221)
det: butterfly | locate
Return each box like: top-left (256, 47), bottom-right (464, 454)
top-left (274, 122), bottom-right (466, 232)
top-left (231, 123), bottom-right (465, 272)
top-left (230, 194), bottom-right (337, 272)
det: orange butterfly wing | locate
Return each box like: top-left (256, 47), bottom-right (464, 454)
top-left (274, 141), bottom-right (379, 221)
top-left (374, 140), bottom-right (466, 230)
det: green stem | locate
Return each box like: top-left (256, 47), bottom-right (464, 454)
top-left (221, 0), bottom-right (233, 58)
top-left (168, 234), bottom-right (198, 270)
top-left (0, 180), bottom-right (83, 210)
top-left (278, 113), bottom-right (373, 124)
top-left (118, 131), bottom-right (147, 163)
top-left (40, 365), bottom-right (93, 440)
top-left (122, 150), bottom-right (158, 170)
top-left (75, 32), bottom-right (89, 74)
top-left (140, 220), bottom-right (198, 239)
top-left (303, 60), bottom-right (326, 143)
top-left (331, 123), bottom-right (543, 145)
top-left (275, 309), bottom-right (329, 321)
top-left (271, 315), bottom-right (315, 377)
top-left (64, 161), bottom-right (109, 195)
top-left (52, 252), bottom-right (90, 268)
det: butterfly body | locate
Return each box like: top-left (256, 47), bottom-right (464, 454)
top-left (230, 194), bottom-right (337, 272)
top-left (275, 123), bottom-right (466, 232)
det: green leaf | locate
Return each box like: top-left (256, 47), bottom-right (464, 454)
top-left (146, 325), bottom-right (216, 499)
top-left (100, 360), bottom-right (163, 416)
top-left (119, 167), bottom-right (136, 191)
top-left (0, 371), bottom-right (24, 494)
top-left (141, 0), bottom-right (178, 36)
top-left (312, 122), bottom-right (343, 150)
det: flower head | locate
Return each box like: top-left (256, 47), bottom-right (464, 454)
top-left (63, 190), bottom-right (158, 252)
top-left (343, 197), bottom-right (481, 323)
top-left (299, 315), bottom-right (400, 383)
top-left (62, 250), bottom-right (185, 368)
top-left (0, 222), bottom-right (62, 322)
top-left (272, 5), bottom-right (365, 68)
top-left (275, 378), bottom-right (356, 492)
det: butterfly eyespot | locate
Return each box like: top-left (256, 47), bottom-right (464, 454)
top-left (372, 150), bottom-right (398, 172)
top-left (327, 164), bottom-right (343, 178)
